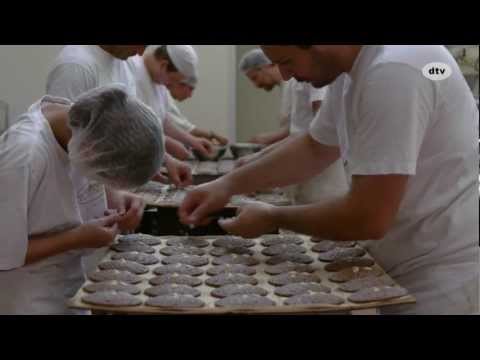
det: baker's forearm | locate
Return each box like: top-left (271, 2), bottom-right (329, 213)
top-left (224, 134), bottom-right (340, 195)
top-left (270, 197), bottom-right (377, 242)
top-left (164, 117), bottom-right (197, 146)
top-left (264, 125), bottom-right (290, 145)
top-left (26, 228), bottom-right (81, 265)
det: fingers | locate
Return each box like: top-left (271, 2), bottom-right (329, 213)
top-left (218, 216), bottom-right (240, 235)
top-left (189, 200), bottom-right (217, 226)
top-left (105, 222), bottom-right (120, 239)
top-left (152, 173), bottom-right (170, 184)
top-left (178, 192), bottom-right (202, 224)
top-left (178, 166), bottom-right (193, 187)
top-left (98, 214), bottom-right (122, 227)
top-left (202, 140), bottom-right (214, 153)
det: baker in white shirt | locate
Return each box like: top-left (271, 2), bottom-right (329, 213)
top-left (239, 49), bottom-right (348, 204)
top-left (166, 77), bottom-right (229, 146)
top-left (127, 45), bottom-right (215, 156)
top-left (0, 85), bottom-right (164, 314)
top-left (180, 45), bottom-right (479, 315)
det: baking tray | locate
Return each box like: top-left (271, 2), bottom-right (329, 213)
top-left (69, 235), bottom-right (416, 315)
top-left (133, 183), bottom-right (289, 236)
top-left (133, 182), bottom-right (291, 209)
top-left (188, 160), bottom-right (236, 185)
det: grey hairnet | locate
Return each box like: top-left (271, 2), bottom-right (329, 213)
top-left (67, 84), bottom-right (165, 189)
top-left (239, 49), bottom-right (272, 73)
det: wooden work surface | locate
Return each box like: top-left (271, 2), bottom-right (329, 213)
top-left (69, 235), bottom-right (415, 315)
top-left (133, 182), bottom-right (292, 209)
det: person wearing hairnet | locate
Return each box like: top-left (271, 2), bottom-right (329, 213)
top-left (128, 45), bottom-right (216, 163)
top-left (238, 49), bottom-right (348, 204)
top-left (0, 85), bottom-right (164, 314)
top-left (45, 45), bottom-right (190, 274)
top-left (167, 76), bottom-right (229, 146)
top-left (238, 48), bottom-right (291, 146)
top-left (46, 45), bottom-right (189, 224)
top-left (180, 45), bottom-right (479, 315)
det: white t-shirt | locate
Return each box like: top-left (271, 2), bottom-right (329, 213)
top-left (166, 91), bottom-right (196, 133)
top-left (46, 45), bottom-right (136, 222)
top-left (310, 45), bottom-right (479, 314)
top-left (287, 79), bottom-right (328, 134)
top-left (127, 55), bottom-right (168, 126)
top-left (280, 79), bottom-right (347, 204)
top-left (0, 97), bottom-right (85, 314)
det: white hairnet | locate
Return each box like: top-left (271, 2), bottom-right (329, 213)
top-left (239, 49), bottom-right (272, 72)
top-left (146, 45), bottom-right (199, 81)
top-left (67, 84), bottom-right (165, 189)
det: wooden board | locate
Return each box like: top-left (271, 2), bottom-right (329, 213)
top-left (69, 235), bottom-right (415, 315)
top-left (133, 183), bottom-right (291, 209)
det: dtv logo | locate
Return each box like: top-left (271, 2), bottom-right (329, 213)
top-left (422, 62), bottom-right (452, 81)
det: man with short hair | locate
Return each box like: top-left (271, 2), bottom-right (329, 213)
top-left (239, 48), bottom-right (348, 204)
top-left (180, 45), bottom-right (479, 315)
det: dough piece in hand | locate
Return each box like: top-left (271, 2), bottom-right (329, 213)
top-left (318, 248), bottom-right (366, 263)
top-left (153, 264), bottom-right (204, 277)
top-left (268, 272), bottom-right (322, 287)
top-left (329, 267), bottom-right (384, 283)
top-left (211, 285), bottom-right (268, 299)
top-left (311, 240), bottom-right (356, 253)
top-left (265, 262), bottom-right (316, 275)
top-left (324, 258), bottom-right (375, 272)
top-left (111, 242), bottom-right (155, 254)
top-left (161, 246), bottom-right (206, 256)
top-left (111, 252), bottom-right (160, 266)
top-left (144, 284), bottom-right (201, 298)
top-left (339, 276), bottom-right (395, 293)
top-left (213, 237), bottom-right (255, 248)
top-left (212, 254), bottom-right (260, 267)
top-left (261, 236), bottom-right (304, 247)
top-left (215, 295), bottom-right (276, 308)
top-left (146, 294), bottom-right (205, 308)
top-left (98, 260), bottom-right (149, 275)
top-left (266, 253), bottom-right (314, 266)
top-left (88, 270), bottom-right (142, 284)
top-left (149, 274), bottom-right (203, 287)
top-left (284, 293), bottom-right (345, 306)
top-left (274, 283), bottom-right (331, 298)
top-left (207, 264), bottom-right (256, 276)
top-left (162, 254), bottom-right (209, 267)
top-left (83, 281), bottom-right (141, 295)
top-left (206, 273), bottom-right (258, 288)
top-left (167, 237), bottom-right (209, 248)
top-left (82, 291), bottom-right (141, 307)
top-left (348, 286), bottom-right (408, 303)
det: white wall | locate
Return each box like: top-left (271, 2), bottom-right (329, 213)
top-left (236, 45), bottom-right (282, 142)
top-left (174, 45), bottom-right (237, 140)
top-left (0, 45), bottom-right (237, 140)
top-left (0, 45), bottom-right (63, 126)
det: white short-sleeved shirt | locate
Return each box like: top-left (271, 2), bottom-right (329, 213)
top-left (166, 91), bottom-right (196, 133)
top-left (0, 97), bottom-right (85, 314)
top-left (287, 79), bottom-right (328, 134)
top-left (310, 45), bottom-right (479, 314)
top-left (46, 45), bottom-right (136, 222)
top-left (127, 55), bottom-right (169, 126)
